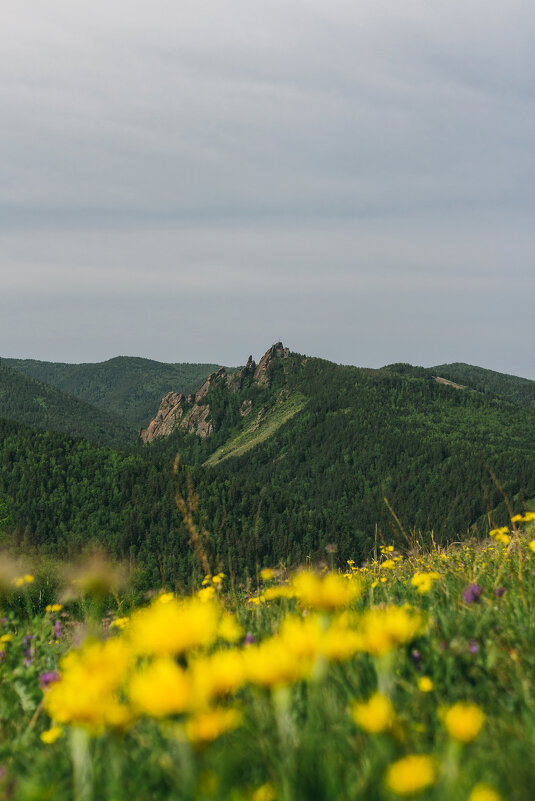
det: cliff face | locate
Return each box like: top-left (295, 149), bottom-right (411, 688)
top-left (140, 343), bottom-right (290, 443)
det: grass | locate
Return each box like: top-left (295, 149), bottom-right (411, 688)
top-left (204, 392), bottom-right (307, 466)
top-left (1, 513), bottom-right (535, 801)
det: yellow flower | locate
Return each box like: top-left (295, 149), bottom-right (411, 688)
top-left (197, 586), bottom-right (216, 603)
top-left (110, 616), bottom-right (129, 630)
top-left (411, 572), bottom-right (440, 594)
top-left (290, 571), bottom-right (361, 611)
top-left (260, 568), bottom-right (275, 581)
top-left (384, 754), bottom-right (438, 795)
top-left (444, 702), bottom-right (485, 742)
top-left (494, 532), bottom-right (510, 545)
top-left (380, 559), bottom-right (396, 570)
top-left (128, 597), bottom-right (219, 656)
top-left (355, 606), bottom-right (424, 656)
top-left (40, 725), bottom-right (62, 744)
top-left (252, 783), bottom-right (277, 801)
top-left (0, 633), bottom-right (13, 643)
top-left (468, 784), bottom-right (503, 801)
top-left (528, 540), bottom-right (535, 554)
top-left (511, 514), bottom-right (524, 523)
top-left (185, 707), bottom-right (242, 744)
top-left (351, 692), bottom-right (396, 734)
top-left (191, 649), bottom-right (245, 704)
top-left (129, 658), bottom-right (191, 717)
top-left (45, 604), bottom-right (63, 613)
top-left (43, 637), bottom-right (132, 732)
top-left (417, 676), bottom-right (434, 693)
top-left (243, 636), bottom-right (311, 688)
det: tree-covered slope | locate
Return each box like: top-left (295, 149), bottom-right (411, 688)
top-left (0, 363), bottom-right (135, 447)
top-left (1, 350), bottom-right (534, 588)
top-left (2, 356), bottom-right (224, 428)
top-left (429, 362), bottom-right (535, 409)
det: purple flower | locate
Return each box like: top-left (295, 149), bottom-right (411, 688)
top-left (462, 584), bottom-right (483, 604)
top-left (23, 634), bottom-right (34, 648)
top-left (243, 632), bottom-right (256, 646)
top-left (53, 621), bottom-right (61, 640)
top-left (0, 650), bottom-right (5, 662)
top-left (23, 647), bottom-right (33, 666)
top-left (494, 587), bottom-right (506, 597)
top-left (468, 639), bottom-right (480, 655)
top-left (39, 671), bottom-right (61, 690)
top-left (411, 649), bottom-right (422, 670)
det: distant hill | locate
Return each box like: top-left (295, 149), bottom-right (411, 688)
top-left (0, 362), bottom-right (135, 447)
top-left (1, 345), bottom-right (534, 586)
top-left (2, 356), bottom-right (224, 429)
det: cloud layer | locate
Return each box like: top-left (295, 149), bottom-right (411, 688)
top-left (2, 0), bottom-right (534, 377)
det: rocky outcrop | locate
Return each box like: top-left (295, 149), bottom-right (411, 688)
top-left (139, 392), bottom-right (186, 443)
top-left (254, 342), bottom-right (290, 386)
top-left (140, 344), bottom-right (291, 443)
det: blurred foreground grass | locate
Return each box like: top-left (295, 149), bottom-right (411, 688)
top-left (1, 513), bottom-right (535, 801)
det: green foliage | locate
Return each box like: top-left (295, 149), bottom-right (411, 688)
top-left (0, 363), bottom-right (135, 447)
top-left (0, 353), bottom-right (534, 589)
top-left (2, 356), bottom-right (225, 429)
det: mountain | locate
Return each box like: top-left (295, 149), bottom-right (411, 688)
top-left (2, 356), bottom-right (224, 429)
top-left (0, 362), bottom-right (135, 447)
top-left (1, 344), bottom-right (534, 587)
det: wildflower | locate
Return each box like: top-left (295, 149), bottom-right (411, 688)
top-left (191, 649), bottom-right (246, 703)
top-left (462, 584), bottom-right (483, 604)
top-left (351, 692), bottom-right (396, 733)
top-left (529, 540), bottom-right (535, 554)
top-left (468, 784), bottom-right (503, 801)
top-left (411, 572), bottom-right (440, 594)
top-left (493, 587), bottom-right (506, 597)
top-left (53, 621), bottom-right (61, 640)
top-left (384, 754), bottom-right (438, 795)
top-left (109, 616), bottom-right (129, 630)
top-left (468, 639), bottom-right (479, 655)
top-left (243, 632), bottom-right (256, 646)
top-left (354, 606), bottom-right (424, 656)
top-left (128, 596), bottom-right (219, 656)
top-left (40, 725), bottom-right (62, 744)
top-left (0, 634), bottom-right (12, 644)
top-left (260, 568), bottom-right (275, 581)
top-left (494, 532), bottom-right (510, 545)
top-left (185, 707), bottom-right (242, 744)
top-left (380, 560), bottom-right (396, 570)
top-left (417, 676), bottom-right (434, 692)
top-left (444, 702), bottom-right (485, 742)
top-left (291, 571), bottom-right (360, 611)
top-left (45, 604), bottom-right (63, 613)
top-left (129, 658), bottom-right (191, 717)
top-left (43, 637), bottom-right (132, 732)
top-left (252, 783), bottom-right (277, 801)
top-left (218, 614), bottom-right (243, 643)
top-left (39, 671), bottom-right (61, 690)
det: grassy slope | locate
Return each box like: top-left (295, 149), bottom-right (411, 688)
top-left (204, 391), bottom-right (307, 466)
top-left (2, 356), bottom-right (225, 428)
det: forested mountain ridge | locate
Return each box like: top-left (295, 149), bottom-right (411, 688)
top-left (2, 356), bottom-right (224, 429)
top-left (0, 362), bottom-right (136, 447)
top-left (1, 346), bottom-right (534, 588)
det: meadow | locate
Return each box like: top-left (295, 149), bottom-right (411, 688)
top-left (1, 512), bottom-right (535, 801)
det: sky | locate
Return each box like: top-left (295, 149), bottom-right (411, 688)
top-left (1, 0), bottom-right (534, 378)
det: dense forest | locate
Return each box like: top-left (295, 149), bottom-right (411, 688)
top-left (2, 356), bottom-right (223, 429)
top-left (0, 349), bottom-right (534, 589)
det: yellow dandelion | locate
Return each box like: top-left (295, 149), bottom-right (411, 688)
top-left (40, 725), bottom-right (62, 744)
top-left (384, 754), bottom-right (438, 796)
top-left (185, 707), bottom-right (242, 744)
top-left (444, 702), bottom-right (485, 743)
top-left (351, 692), bottom-right (396, 734)
top-left (417, 676), bottom-right (434, 693)
top-left (468, 784), bottom-right (503, 801)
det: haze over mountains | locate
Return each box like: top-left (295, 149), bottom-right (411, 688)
top-left (1, 344), bottom-right (534, 586)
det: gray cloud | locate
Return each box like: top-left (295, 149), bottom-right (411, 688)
top-left (1, 0), bottom-right (534, 378)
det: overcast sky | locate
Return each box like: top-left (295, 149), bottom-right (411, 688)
top-left (1, 0), bottom-right (534, 378)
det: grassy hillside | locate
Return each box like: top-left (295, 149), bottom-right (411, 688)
top-left (2, 356), bottom-right (224, 428)
top-left (0, 363), bottom-right (135, 447)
